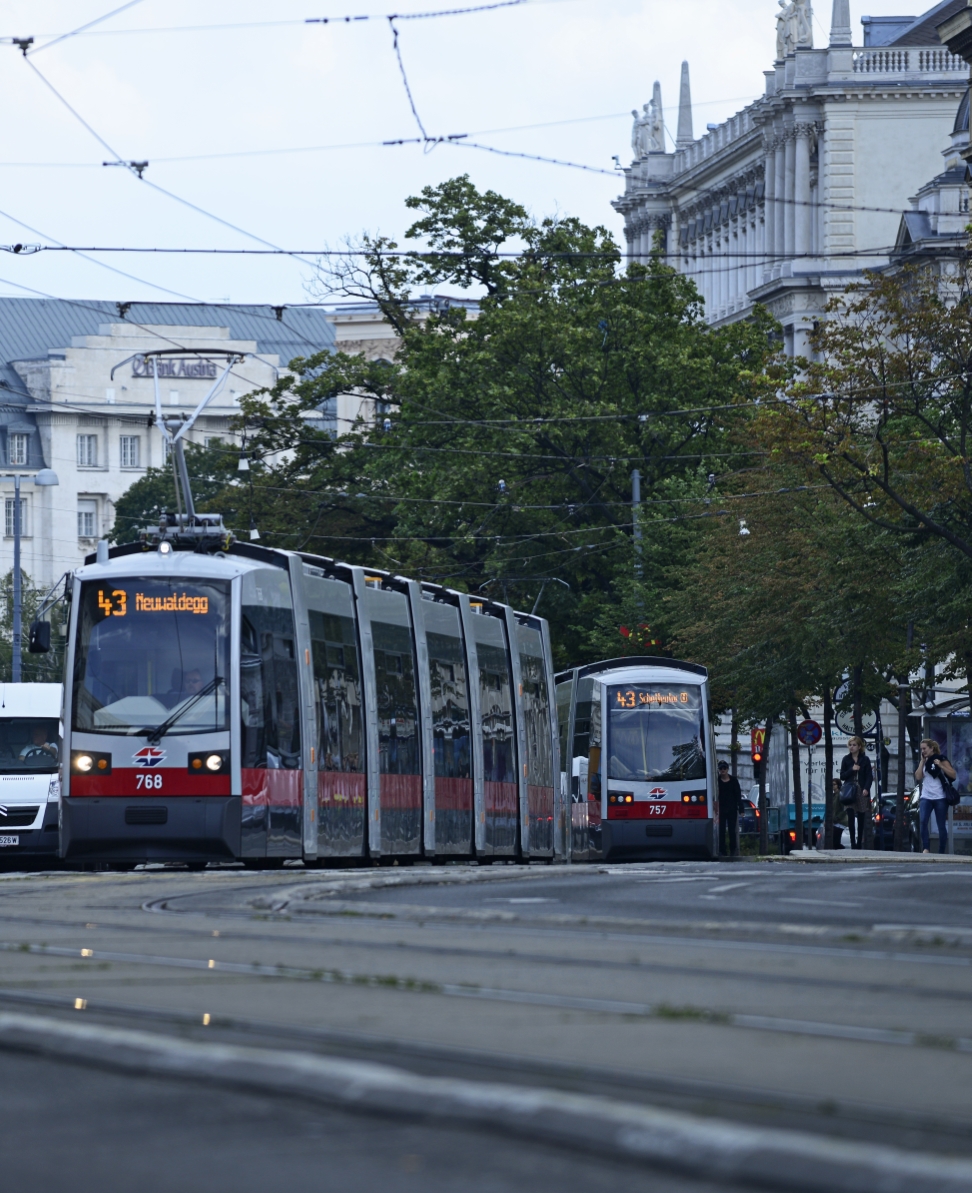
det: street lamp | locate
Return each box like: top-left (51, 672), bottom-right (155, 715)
top-left (11, 468), bottom-right (59, 683)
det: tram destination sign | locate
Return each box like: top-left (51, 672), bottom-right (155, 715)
top-left (131, 355), bottom-right (219, 380)
top-left (612, 684), bottom-right (701, 709)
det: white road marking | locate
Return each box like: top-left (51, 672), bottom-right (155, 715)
top-left (780, 898), bottom-right (862, 908)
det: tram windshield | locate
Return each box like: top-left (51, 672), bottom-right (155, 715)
top-left (72, 578), bottom-right (230, 736)
top-left (608, 683), bottom-right (706, 782)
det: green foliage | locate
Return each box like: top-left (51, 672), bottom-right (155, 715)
top-left (0, 570), bottom-right (67, 684)
top-left (222, 177), bottom-right (779, 669)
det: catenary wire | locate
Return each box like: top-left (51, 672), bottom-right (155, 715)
top-left (28, 0), bottom-right (150, 56)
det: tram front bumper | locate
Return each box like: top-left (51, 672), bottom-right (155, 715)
top-left (60, 796), bottom-right (241, 862)
top-left (602, 817), bottom-right (715, 860)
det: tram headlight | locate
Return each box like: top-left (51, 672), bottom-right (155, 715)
top-left (71, 750), bottom-right (111, 775)
top-left (205, 754), bottom-right (222, 772)
top-left (188, 751), bottom-right (227, 774)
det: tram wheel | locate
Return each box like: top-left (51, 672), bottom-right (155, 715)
top-left (185, 861), bottom-right (207, 872)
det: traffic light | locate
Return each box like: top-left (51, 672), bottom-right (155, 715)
top-left (751, 728), bottom-right (765, 781)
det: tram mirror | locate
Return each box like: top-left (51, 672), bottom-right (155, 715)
top-left (28, 620), bottom-right (51, 654)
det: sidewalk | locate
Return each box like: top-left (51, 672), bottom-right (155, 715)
top-left (784, 849), bottom-right (972, 864)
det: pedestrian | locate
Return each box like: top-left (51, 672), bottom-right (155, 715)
top-left (717, 760), bottom-right (742, 857)
top-left (915, 739), bottom-right (956, 855)
top-left (840, 736), bottom-right (873, 850)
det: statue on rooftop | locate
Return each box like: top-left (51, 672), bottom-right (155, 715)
top-left (647, 82), bottom-right (665, 153)
top-left (777, 0), bottom-right (813, 57)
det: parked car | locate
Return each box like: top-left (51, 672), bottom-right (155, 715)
top-left (870, 789), bottom-right (920, 851)
top-left (739, 797), bottom-right (759, 836)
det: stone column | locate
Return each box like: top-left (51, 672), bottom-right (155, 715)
top-left (784, 133), bottom-right (796, 260)
top-left (794, 127), bottom-right (812, 257)
top-left (763, 149), bottom-right (776, 281)
top-left (774, 142), bottom-right (786, 262)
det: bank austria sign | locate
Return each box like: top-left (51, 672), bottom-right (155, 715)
top-left (131, 356), bottom-right (219, 380)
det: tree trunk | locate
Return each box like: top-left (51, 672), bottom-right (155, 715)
top-left (758, 723), bottom-right (769, 855)
top-left (824, 682), bottom-right (835, 850)
top-left (789, 707), bottom-right (804, 850)
top-left (730, 708), bottom-right (738, 779)
top-left (895, 675), bottom-right (909, 851)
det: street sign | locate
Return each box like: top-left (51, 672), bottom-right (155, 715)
top-left (835, 708), bottom-right (877, 736)
top-left (833, 681), bottom-right (878, 736)
top-left (797, 719), bottom-right (822, 746)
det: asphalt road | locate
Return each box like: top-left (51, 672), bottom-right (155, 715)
top-left (0, 858), bottom-right (970, 1191)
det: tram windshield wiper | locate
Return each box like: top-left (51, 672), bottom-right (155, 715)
top-left (143, 677), bottom-right (224, 744)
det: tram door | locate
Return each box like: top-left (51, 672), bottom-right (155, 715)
top-left (420, 597), bottom-right (473, 855)
top-left (240, 567), bottom-right (303, 858)
top-left (469, 606), bottom-right (519, 856)
top-left (304, 570), bottom-right (367, 858)
top-left (356, 576), bottom-right (423, 857)
top-left (516, 619), bottom-right (555, 856)
top-left (567, 676), bottom-right (603, 861)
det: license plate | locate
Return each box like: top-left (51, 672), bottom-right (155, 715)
top-left (0, 835), bottom-right (19, 847)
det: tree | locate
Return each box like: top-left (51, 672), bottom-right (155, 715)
top-left (231, 176), bottom-right (780, 667)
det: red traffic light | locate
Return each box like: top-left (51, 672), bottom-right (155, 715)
top-left (752, 750), bottom-right (763, 763)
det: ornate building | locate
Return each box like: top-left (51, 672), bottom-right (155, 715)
top-left (613, 0), bottom-right (971, 354)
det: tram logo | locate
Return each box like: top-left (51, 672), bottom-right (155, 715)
top-left (648, 787), bottom-right (667, 798)
top-left (132, 746), bottom-right (166, 767)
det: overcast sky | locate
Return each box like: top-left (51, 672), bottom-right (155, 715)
top-left (0, 0), bottom-right (928, 306)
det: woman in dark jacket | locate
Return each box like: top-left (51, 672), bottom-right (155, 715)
top-left (840, 736), bottom-right (873, 850)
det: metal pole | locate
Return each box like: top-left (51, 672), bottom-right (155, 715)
top-left (874, 707), bottom-right (883, 851)
top-left (631, 468), bottom-right (642, 578)
top-left (807, 743), bottom-right (814, 849)
top-left (12, 473), bottom-right (21, 683)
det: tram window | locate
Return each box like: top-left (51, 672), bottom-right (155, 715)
top-left (72, 579), bottom-right (230, 735)
top-left (556, 680), bottom-right (571, 766)
top-left (520, 648), bottom-right (553, 787)
top-left (310, 611), bottom-right (363, 774)
top-left (372, 621), bottom-right (420, 776)
top-left (426, 631), bottom-right (470, 780)
top-left (240, 606), bottom-right (301, 770)
top-left (477, 643), bottom-right (516, 785)
top-left (607, 684), bottom-right (705, 782)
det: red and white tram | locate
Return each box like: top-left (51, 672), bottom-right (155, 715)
top-left (556, 658), bottom-right (717, 861)
top-left (51, 538), bottom-right (559, 867)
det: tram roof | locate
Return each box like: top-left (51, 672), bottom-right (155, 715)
top-left (556, 656), bottom-right (707, 683)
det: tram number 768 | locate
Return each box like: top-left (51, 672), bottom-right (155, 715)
top-left (136, 773), bottom-right (163, 790)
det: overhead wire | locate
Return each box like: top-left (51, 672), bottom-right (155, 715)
top-left (28, 0), bottom-right (150, 56)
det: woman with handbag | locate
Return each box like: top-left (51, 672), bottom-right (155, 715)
top-left (915, 739), bottom-right (956, 854)
top-left (840, 736), bottom-right (873, 850)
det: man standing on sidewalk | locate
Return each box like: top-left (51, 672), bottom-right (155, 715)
top-left (718, 760), bottom-right (742, 858)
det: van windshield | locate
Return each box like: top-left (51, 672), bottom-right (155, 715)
top-left (0, 718), bottom-right (60, 773)
top-left (72, 578), bottom-right (230, 736)
top-left (608, 684), bottom-right (706, 782)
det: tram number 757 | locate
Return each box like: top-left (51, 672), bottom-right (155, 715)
top-left (136, 773), bottom-right (163, 790)
top-left (648, 804), bottom-right (668, 816)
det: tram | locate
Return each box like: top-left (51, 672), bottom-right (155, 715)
top-left (43, 536), bottom-right (559, 867)
top-left (556, 658), bottom-right (717, 860)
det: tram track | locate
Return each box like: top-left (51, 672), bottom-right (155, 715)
top-left (2, 937), bottom-right (971, 1058)
top-left (0, 983), bottom-right (970, 1154)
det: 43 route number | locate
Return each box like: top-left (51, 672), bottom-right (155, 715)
top-left (136, 773), bottom-right (163, 790)
top-left (98, 589), bottom-right (127, 617)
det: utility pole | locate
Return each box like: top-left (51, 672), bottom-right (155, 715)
top-left (895, 621), bottom-right (913, 852)
top-left (9, 468), bottom-right (58, 683)
top-left (631, 468), bottom-right (642, 579)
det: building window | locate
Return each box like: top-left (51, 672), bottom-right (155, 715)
top-left (77, 500), bottom-right (97, 539)
top-left (105, 388), bottom-right (116, 405)
top-left (120, 435), bottom-right (140, 468)
top-left (8, 434), bottom-right (28, 466)
top-left (77, 434), bottom-right (98, 468)
top-left (169, 390), bottom-right (180, 406)
top-left (5, 498), bottom-right (28, 538)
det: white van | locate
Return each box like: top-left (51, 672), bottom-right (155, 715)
top-left (0, 683), bottom-right (62, 864)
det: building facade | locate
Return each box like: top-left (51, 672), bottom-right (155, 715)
top-left (613, 0), bottom-right (971, 355)
top-left (0, 301), bottom-right (334, 589)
